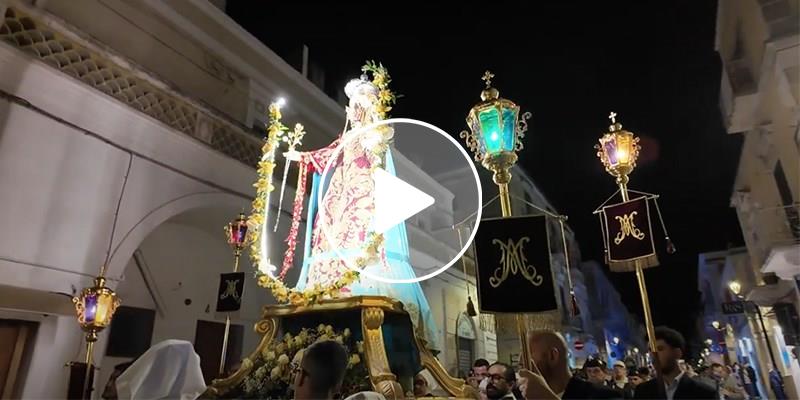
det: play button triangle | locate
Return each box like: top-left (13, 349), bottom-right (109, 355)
top-left (374, 168), bottom-right (435, 234)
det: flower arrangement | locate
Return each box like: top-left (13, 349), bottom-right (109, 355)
top-left (362, 60), bottom-right (396, 120)
top-left (236, 325), bottom-right (370, 399)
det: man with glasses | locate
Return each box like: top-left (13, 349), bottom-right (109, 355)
top-left (292, 340), bottom-right (349, 400)
top-left (486, 362), bottom-right (518, 399)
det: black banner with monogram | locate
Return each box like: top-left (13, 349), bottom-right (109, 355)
top-left (216, 272), bottom-right (245, 312)
top-left (599, 196), bottom-right (659, 272)
top-left (473, 215), bottom-right (556, 313)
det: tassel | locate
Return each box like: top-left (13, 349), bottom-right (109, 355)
top-left (570, 291), bottom-right (580, 317)
top-left (665, 236), bottom-right (676, 254)
top-left (467, 296), bottom-right (477, 317)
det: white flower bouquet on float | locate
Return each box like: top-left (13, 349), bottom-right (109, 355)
top-left (231, 325), bottom-right (369, 399)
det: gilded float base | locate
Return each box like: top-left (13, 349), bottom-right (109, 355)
top-left (206, 295), bottom-right (477, 399)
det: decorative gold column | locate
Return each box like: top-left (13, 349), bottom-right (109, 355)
top-left (362, 307), bottom-right (404, 399)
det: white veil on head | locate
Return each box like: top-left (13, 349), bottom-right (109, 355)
top-left (115, 339), bottom-right (206, 400)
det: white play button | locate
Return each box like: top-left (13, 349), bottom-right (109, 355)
top-left (373, 168), bottom-right (434, 234)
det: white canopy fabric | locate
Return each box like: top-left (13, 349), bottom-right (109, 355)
top-left (115, 339), bottom-right (206, 400)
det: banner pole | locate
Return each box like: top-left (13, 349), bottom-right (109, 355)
top-left (219, 251), bottom-right (241, 376)
top-left (617, 176), bottom-right (656, 354)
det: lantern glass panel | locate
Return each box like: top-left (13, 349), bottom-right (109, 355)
top-left (603, 138), bottom-right (619, 166)
top-left (84, 293), bottom-right (98, 323)
top-left (94, 292), bottom-right (115, 327)
top-left (615, 135), bottom-right (632, 166)
top-left (477, 105), bottom-right (518, 155)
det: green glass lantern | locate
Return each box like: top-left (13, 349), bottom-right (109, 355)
top-left (461, 71), bottom-right (531, 188)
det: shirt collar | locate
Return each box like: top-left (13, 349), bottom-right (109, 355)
top-left (665, 371), bottom-right (685, 388)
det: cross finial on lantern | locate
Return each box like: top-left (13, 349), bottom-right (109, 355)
top-left (608, 111), bottom-right (617, 124)
top-left (482, 70), bottom-right (494, 88)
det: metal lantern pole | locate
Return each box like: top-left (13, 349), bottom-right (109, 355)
top-left (220, 212), bottom-right (248, 376)
top-left (595, 112), bottom-right (657, 355)
top-left (461, 70), bottom-right (532, 369)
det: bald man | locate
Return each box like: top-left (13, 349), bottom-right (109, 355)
top-left (520, 331), bottom-right (620, 400)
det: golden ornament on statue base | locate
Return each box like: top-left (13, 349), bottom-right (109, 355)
top-left (206, 296), bottom-right (478, 399)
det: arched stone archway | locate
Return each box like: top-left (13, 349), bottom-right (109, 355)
top-left (105, 191), bottom-right (248, 281)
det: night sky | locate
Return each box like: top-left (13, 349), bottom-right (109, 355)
top-left (228, 1), bottom-right (745, 346)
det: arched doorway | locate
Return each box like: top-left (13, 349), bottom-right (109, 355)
top-left (455, 312), bottom-right (478, 378)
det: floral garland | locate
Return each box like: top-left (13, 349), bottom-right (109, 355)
top-left (362, 60), bottom-right (396, 120)
top-left (235, 325), bottom-right (369, 399)
top-left (247, 102), bottom-right (285, 275)
top-left (248, 102), bottom-right (385, 306)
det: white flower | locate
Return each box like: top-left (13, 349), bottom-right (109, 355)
top-left (265, 351), bottom-right (276, 361)
top-left (270, 366), bottom-right (282, 380)
top-left (278, 354), bottom-right (290, 365)
top-left (292, 349), bottom-right (305, 364)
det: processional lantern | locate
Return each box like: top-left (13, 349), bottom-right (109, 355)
top-left (461, 70), bottom-right (530, 216)
top-left (592, 112), bottom-right (675, 363)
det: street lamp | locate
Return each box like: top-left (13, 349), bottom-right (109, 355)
top-left (711, 320), bottom-right (721, 330)
top-left (460, 70), bottom-right (532, 368)
top-left (613, 336), bottom-right (621, 345)
top-left (705, 338), bottom-right (713, 346)
top-left (729, 280), bottom-right (742, 297)
top-left (727, 279), bottom-right (779, 371)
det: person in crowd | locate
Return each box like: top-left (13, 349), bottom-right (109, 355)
top-left (413, 374), bottom-right (434, 398)
top-left (633, 327), bottom-right (717, 399)
top-left (694, 365), bottom-right (717, 389)
top-left (518, 330), bottom-right (620, 399)
top-left (683, 364), bottom-right (697, 378)
top-left (609, 360), bottom-right (635, 398)
top-left (629, 370), bottom-right (644, 388)
top-left (711, 363), bottom-right (746, 399)
top-left (469, 358), bottom-right (491, 387)
top-left (741, 359), bottom-right (758, 398)
top-left (292, 340), bottom-right (349, 400)
top-left (636, 367), bottom-right (651, 382)
top-left (584, 358), bottom-right (609, 387)
top-left (769, 368), bottom-right (787, 400)
top-left (485, 362), bottom-right (517, 399)
top-left (115, 340), bottom-right (206, 400)
top-left (343, 392), bottom-right (386, 400)
top-left (101, 361), bottom-right (134, 399)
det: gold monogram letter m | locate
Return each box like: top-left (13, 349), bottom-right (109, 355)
top-left (489, 237), bottom-right (544, 288)
top-left (614, 211), bottom-right (646, 244)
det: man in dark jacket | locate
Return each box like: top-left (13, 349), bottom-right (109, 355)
top-left (519, 330), bottom-right (621, 399)
top-left (634, 327), bottom-right (717, 400)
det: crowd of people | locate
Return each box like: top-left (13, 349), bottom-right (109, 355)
top-left (460, 326), bottom-right (768, 400)
top-left (100, 325), bottom-right (782, 399)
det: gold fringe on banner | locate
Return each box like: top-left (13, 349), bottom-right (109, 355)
top-left (608, 254), bottom-right (659, 272)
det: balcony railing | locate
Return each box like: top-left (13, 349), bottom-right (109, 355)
top-left (0, 5), bottom-right (262, 166)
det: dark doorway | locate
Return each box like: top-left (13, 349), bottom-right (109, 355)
top-left (194, 320), bottom-right (243, 384)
